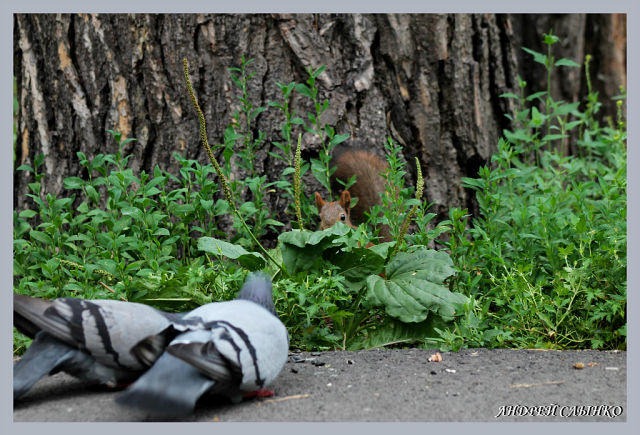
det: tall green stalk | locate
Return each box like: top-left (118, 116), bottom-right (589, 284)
top-left (183, 58), bottom-right (287, 277)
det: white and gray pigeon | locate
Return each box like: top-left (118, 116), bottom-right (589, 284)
top-left (13, 292), bottom-right (195, 400)
top-left (116, 272), bottom-right (289, 418)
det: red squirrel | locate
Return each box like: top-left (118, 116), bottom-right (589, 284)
top-left (314, 148), bottom-right (392, 243)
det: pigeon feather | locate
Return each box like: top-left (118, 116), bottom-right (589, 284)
top-left (13, 293), bottom-right (193, 399)
top-left (117, 272), bottom-right (289, 417)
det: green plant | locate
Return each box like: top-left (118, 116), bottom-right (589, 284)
top-left (297, 66), bottom-right (349, 198)
top-left (183, 58), bottom-right (286, 276)
top-left (15, 55), bottom-right (467, 355)
top-left (269, 82), bottom-right (315, 229)
top-left (441, 32), bottom-right (626, 350)
top-left (14, 132), bottom-right (240, 306)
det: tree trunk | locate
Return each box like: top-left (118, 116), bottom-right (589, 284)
top-left (509, 14), bottom-right (627, 154)
top-left (13, 13), bottom-right (626, 241)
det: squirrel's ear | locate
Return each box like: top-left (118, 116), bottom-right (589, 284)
top-left (340, 190), bottom-right (351, 213)
top-left (314, 192), bottom-right (325, 210)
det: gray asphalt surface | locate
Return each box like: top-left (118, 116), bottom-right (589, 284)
top-left (13, 348), bottom-right (626, 422)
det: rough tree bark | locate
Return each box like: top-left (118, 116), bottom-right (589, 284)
top-left (509, 14), bottom-right (627, 155)
top-left (13, 13), bottom-right (626, 242)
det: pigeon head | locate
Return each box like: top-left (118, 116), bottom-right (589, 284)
top-left (236, 272), bottom-right (277, 316)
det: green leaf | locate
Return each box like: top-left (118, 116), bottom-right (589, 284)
top-left (63, 177), bottom-right (86, 189)
top-left (295, 83), bottom-right (314, 99)
top-left (522, 47), bottom-right (547, 65)
top-left (144, 187), bottom-right (162, 197)
top-left (278, 224), bottom-right (351, 274)
top-left (461, 177), bottom-right (485, 190)
top-left (525, 91), bottom-right (547, 102)
top-left (536, 311), bottom-right (555, 330)
top-left (543, 33), bottom-right (559, 45)
top-left (565, 120), bottom-right (583, 131)
top-left (365, 247), bottom-right (467, 323)
top-left (352, 317), bottom-right (445, 350)
top-left (85, 185), bottom-right (100, 203)
top-left (264, 219), bottom-right (285, 227)
top-left (554, 101), bottom-right (581, 116)
top-left (329, 133), bottom-right (350, 147)
top-left (311, 65), bottom-right (326, 79)
top-left (499, 93), bottom-right (520, 100)
top-left (328, 246), bottom-right (386, 291)
top-left (198, 237), bottom-right (266, 271)
top-left (542, 134), bottom-right (567, 142)
top-left (95, 259), bottom-right (117, 275)
top-left (121, 207), bottom-right (143, 220)
top-left (530, 106), bottom-right (544, 126)
top-left (16, 164), bottom-right (34, 173)
top-left (19, 209), bottom-right (38, 219)
top-left (555, 58), bottom-right (580, 68)
top-left (173, 204), bottom-right (196, 214)
top-left (28, 182), bottom-right (41, 195)
top-left (503, 129), bottom-right (532, 143)
top-left (29, 230), bottom-right (52, 245)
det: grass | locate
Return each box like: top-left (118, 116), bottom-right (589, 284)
top-left (13, 31), bottom-right (626, 354)
top-left (439, 31), bottom-right (626, 350)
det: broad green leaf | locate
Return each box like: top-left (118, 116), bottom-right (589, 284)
top-left (278, 224), bottom-right (351, 274)
top-left (173, 204), bottom-right (196, 214)
top-left (121, 207), bottom-right (143, 220)
top-left (367, 241), bottom-right (395, 259)
top-left (63, 177), bottom-right (85, 189)
top-left (278, 223), bottom-right (350, 248)
top-left (461, 177), bottom-right (485, 190)
top-left (29, 230), bottom-right (52, 245)
top-left (328, 246), bottom-right (386, 291)
top-left (352, 317), bottom-right (446, 350)
top-left (95, 259), bottom-right (117, 275)
top-left (365, 247), bottom-right (467, 323)
top-left (295, 83), bottom-right (314, 99)
top-left (198, 237), bottom-right (266, 271)
top-left (18, 209), bottom-right (37, 219)
top-left (144, 187), bottom-right (162, 197)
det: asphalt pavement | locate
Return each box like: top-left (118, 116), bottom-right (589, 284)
top-left (12, 348), bottom-right (626, 422)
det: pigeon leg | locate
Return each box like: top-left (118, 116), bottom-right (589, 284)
top-left (242, 387), bottom-right (275, 399)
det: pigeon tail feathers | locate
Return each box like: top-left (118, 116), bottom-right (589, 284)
top-left (116, 352), bottom-right (215, 418)
top-left (236, 272), bottom-right (277, 316)
top-left (13, 331), bottom-right (77, 400)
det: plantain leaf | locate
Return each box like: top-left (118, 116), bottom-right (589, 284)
top-left (327, 246), bottom-right (385, 292)
top-left (365, 246), bottom-right (467, 323)
top-left (278, 224), bottom-right (351, 274)
top-left (198, 237), bottom-right (266, 271)
top-left (351, 316), bottom-right (447, 350)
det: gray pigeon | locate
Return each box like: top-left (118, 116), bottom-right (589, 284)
top-left (13, 293), bottom-right (192, 400)
top-left (116, 272), bottom-right (289, 418)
